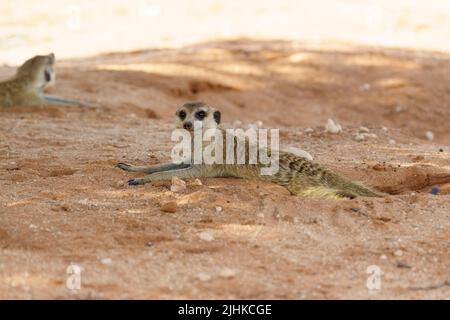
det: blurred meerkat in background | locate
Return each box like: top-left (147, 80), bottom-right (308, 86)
top-left (0, 53), bottom-right (94, 108)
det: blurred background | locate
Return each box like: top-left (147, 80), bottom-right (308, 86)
top-left (1, 0), bottom-right (450, 64)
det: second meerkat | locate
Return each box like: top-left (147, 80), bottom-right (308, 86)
top-left (0, 53), bottom-right (92, 108)
top-left (118, 102), bottom-right (384, 199)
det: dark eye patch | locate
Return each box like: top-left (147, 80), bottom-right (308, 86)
top-left (195, 110), bottom-right (206, 120)
top-left (213, 111), bottom-right (221, 124)
top-left (178, 110), bottom-right (186, 120)
top-left (44, 70), bottom-right (51, 82)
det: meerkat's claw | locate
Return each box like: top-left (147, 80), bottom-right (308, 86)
top-left (128, 178), bottom-right (145, 186)
top-left (117, 163), bottom-right (131, 171)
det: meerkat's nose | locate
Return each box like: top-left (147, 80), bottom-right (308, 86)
top-left (183, 122), bottom-right (193, 130)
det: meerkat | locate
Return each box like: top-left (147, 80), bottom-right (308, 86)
top-left (117, 102), bottom-right (384, 199)
top-left (0, 53), bottom-right (93, 108)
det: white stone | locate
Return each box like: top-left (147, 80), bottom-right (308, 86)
top-left (354, 133), bottom-right (366, 142)
top-left (197, 272), bottom-right (211, 282)
top-left (394, 250), bottom-right (403, 257)
top-left (199, 230), bottom-right (215, 242)
top-left (219, 268), bottom-right (237, 278)
top-left (170, 176), bottom-right (186, 192)
top-left (425, 131), bottom-right (434, 141)
top-left (325, 119), bottom-right (342, 134)
top-left (359, 126), bottom-right (370, 133)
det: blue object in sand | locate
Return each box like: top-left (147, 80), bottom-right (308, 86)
top-left (431, 186), bottom-right (440, 195)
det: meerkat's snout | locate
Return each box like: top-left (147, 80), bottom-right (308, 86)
top-left (183, 122), bottom-right (193, 130)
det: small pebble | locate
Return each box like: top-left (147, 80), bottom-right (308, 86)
top-left (305, 128), bottom-right (314, 133)
top-left (360, 83), bottom-right (371, 91)
top-left (219, 268), bottom-right (237, 278)
top-left (215, 206), bottom-right (223, 213)
top-left (197, 272), bottom-right (211, 282)
top-left (380, 254), bottom-right (387, 260)
top-left (389, 139), bottom-right (396, 145)
top-left (161, 201), bottom-right (177, 213)
top-left (354, 133), bottom-right (365, 142)
top-left (425, 131), bottom-right (434, 141)
top-left (192, 178), bottom-right (203, 186)
top-left (325, 119), bottom-right (342, 134)
top-left (394, 250), bottom-right (403, 257)
top-left (101, 258), bottom-right (112, 265)
top-left (396, 261), bottom-right (411, 269)
top-left (170, 176), bottom-right (186, 193)
top-left (431, 186), bottom-right (440, 195)
top-left (198, 230), bottom-right (215, 242)
top-left (359, 126), bottom-right (370, 133)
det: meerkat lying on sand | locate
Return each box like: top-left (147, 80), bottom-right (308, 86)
top-left (117, 102), bottom-right (384, 199)
top-left (0, 53), bottom-right (93, 108)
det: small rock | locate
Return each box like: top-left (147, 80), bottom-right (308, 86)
top-left (389, 139), bottom-right (396, 145)
top-left (394, 105), bottom-right (406, 113)
top-left (146, 242), bottom-right (153, 247)
top-left (412, 155), bottom-right (425, 162)
top-left (198, 230), bottom-right (215, 242)
top-left (394, 249), bottom-right (403, 257)
top-left (359, 126), bottom-right (370, 133)
top-left (161, 201), bottom-right (177, 213)
top-left (325, 119), bottom-right (342, 134)
top-left (219, 268), bottom-right (237, 278)
top-left (380, 254), bottom-right (387, 260)
top-left (360, 83), bottom-right (371, 91)
top-left (197, 272), bottom-right (211, 282)
top-left (439, 148), bottom-right (444, 152)
top-left (305, 128), bottom-right (314, 133)
top-left (101, 258), bottom-right (112, 265)
top-left (255, 120), bottom-right (263, 128)
top-left (170, 176), bottom-right (186, 193)
top-left (354, 133), bottom-right (366, 142)
top-left (425, 131), bottom-right (434, 141)
top-left (372, 163), bottom-right (385, 171)
top-left (215, 206), bottom-right (223, 213)
top-left (192, 178), bottom-right (203, 186)
top-left (396, 261), bottom-right (411, 269)
top-left (431, 186), bottom-right (440, 195)
top-left (382, 126), bottom-right (388, 131)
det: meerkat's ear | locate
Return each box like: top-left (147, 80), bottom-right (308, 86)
top-left (213, 110), bottom-right (221, 124)
top-left (48, 53), bottom-right (55, 64)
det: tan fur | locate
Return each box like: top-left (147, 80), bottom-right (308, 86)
top-left (118, 102), bottom-right (384, 199)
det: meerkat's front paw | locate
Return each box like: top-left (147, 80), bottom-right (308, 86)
top-left (128, 178), bottom-right (145, 186)
top-left (117, 163), bottom-right (132, 171)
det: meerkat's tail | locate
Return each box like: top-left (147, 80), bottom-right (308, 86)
top-left (324, 173), bottom-right (385, 198)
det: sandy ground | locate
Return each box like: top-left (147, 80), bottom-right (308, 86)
top-left (0, 39), bottom-right (449, 299)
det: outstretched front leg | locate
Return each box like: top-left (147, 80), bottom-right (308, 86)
top-left (117, 162), bottom-right (191, 174)
top-left (127, 165), bottom-right (219, 185)
top-left (43, 95), bottom-right (99, 108)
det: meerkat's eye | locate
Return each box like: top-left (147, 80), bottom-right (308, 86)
top-left (195, 110), bottom-right (206, 120)
top-left (178, 110), bottom-right (186, 120)
top-left (44, 70), bottom-right (51, 82)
